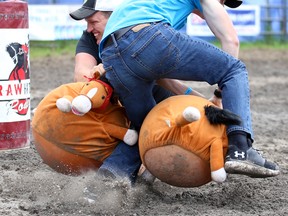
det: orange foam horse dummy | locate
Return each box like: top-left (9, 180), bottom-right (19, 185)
top-left (139, 95), bottom-right (241, 187)
top-left (32, 79), bottom-right (137, 175)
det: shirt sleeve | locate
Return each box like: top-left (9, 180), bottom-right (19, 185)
top-left (75, 30), bottom-right (102, 64)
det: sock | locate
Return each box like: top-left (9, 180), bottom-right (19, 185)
top-left (228, 131), bottom-right (249, 150)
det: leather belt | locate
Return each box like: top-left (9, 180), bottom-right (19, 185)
top-left (103, 23), bottom-right (151, 48)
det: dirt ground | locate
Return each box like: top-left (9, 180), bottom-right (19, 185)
top-left (0, 48), bottom-right (287, 216)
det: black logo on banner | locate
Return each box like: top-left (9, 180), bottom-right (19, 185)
top-left (4, 42), bottom-right (30, 116)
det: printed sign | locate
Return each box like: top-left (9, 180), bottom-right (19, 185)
top-left (28, 5), bottom-right (86, 40)
top-left (28, 5), bottom-right (261, 41)
top-left (186, 5), bottom-right (261, 37)
top-left (0, 29), bottom-right (30, 122)
top-left (0, 2), bottom-right (30, 150)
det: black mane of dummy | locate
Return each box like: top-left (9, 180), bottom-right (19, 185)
top-left (204, 105), bottom-right (242, 126)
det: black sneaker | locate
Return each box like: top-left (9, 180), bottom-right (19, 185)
top-left (225, 145), bottom-right (280, 178)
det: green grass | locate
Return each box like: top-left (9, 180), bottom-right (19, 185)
top-left (212, 39), bottom-right (288, 50)
top-left (240, 40), bottom-right (288, 50)
top-left (30, 40), bottom-right (78, 59)
top-left (29, 39), bottom-right (288, 59)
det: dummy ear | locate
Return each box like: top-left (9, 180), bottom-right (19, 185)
top-left (91, 63), bottom-right (106, 79)
top-left (104, 86), bottom-right (110, 94)
top-left (86, 88), bottom-right (98, 99)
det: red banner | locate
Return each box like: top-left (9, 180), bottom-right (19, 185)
top-left (0, 1), bottom-right (28, 29)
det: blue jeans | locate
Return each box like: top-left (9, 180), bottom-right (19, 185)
top-left (98, 141), bottom-right (141, 182)
top-left (98, 84), bottom-right (173, 183)
top-left (101, 22), bottom-right (253, 139)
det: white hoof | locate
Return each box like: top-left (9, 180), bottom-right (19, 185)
top-left (56, 98), bottom-right (72, 112)
top-left (123, 129), bottom-right (138, 146)
top-left (211, 168), bottom-right (227, 183)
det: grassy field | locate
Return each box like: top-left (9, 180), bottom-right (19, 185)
top-left (29, 39), bottom-right (288, 59)
top-left (30, 40), bottom-right (78, 59)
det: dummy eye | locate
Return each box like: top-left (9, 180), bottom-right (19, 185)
top-left (102, 95), bottom-right (106, 100)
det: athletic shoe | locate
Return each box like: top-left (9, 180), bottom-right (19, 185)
top-left (225, 145), bottom-right (280, 178)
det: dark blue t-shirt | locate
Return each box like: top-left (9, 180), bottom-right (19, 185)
top-left (76, 30), bottom-right (102, 64)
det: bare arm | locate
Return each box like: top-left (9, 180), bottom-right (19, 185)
top-left (157, 79), bottom-right (222, 108)
top-left (74, 52), bottom-right (98, 82)
top-left (157, 79), bottom-right (205, 98)
top-left (200, 0), bottom-right (239, 58)
top-left (194, 0), bottom-right (240, 107)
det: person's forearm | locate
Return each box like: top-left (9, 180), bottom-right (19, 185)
top-left (157, 79), bottom-right (205, 98)
top-left (157, 78), bottom-right (222, 108)
top-left (74, 65), bottom-right (93, 82)
top-left (201, 0), bottom-right (239, 58)
top-left (220, 37), bottom-right (239, 58)
top-left (74, 53), bottom-right (97, 82)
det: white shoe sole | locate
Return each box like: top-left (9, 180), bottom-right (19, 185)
top-left (225, 160), bottom-right (280, 178)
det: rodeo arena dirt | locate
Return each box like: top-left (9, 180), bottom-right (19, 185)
top-left (0, 47), bottom-right (287, 216)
